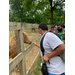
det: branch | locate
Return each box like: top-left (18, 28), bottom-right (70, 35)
top-left (53, 0), bottom-right (65, 9)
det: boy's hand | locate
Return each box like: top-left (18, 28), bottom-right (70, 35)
top-left (33, 42), bottom-right (37, 45)
top-left (33, 42), bottom-right (40, 48)
top-left (42, 54), bottom-right (50, 62)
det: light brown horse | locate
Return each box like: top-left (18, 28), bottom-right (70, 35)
top-left (9, 32), bottom-right (32, 59)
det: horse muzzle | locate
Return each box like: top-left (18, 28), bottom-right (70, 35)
top-left (28, 41), bottom-right (32, 44)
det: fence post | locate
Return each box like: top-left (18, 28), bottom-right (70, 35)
top-left (19, 23), bottom-right (26, 75)
top-left (15, 30), bottom-right (21, 54)
top-left (15, 23), bottom-right (26, 75)
top-left (15, 29), bottom-right (22, 75)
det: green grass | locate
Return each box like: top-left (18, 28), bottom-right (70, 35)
top-left (31, 55), bottom-right (43, 75)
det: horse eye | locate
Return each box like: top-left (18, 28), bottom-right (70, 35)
top-left (25, 37), bottom-right (26, 39)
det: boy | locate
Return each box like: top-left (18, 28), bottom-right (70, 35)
top-left (33, 22), bottom-right (65, 75)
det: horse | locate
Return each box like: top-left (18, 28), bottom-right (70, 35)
top-left (9, 32), bottom-right (32, 59)
top-left (31, 28), bottom-right (35, 31)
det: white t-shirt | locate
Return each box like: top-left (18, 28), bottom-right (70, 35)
top-left (40, 32), bottom-right (65, 74)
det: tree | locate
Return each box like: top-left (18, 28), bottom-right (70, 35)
top-left (53, 9), bottom-right (65, 25)
top-left (48, 0), bottom-right (65, 25)
top-left (9, 0), bottom-right (65, 25)
top-left (24, 0), bottom-right (65, 25)
top-left (9, 0), bottom-right (26, 22)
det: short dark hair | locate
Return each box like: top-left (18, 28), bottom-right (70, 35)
top-left (51, 26), bottom-right (54, 28)
top-left (62, 24), bottom-right (65, 28)
top-left (57, 23), bottom-right (65, 28)
top-left (57, 23), bottom-right (63, 27)
top-left (38, 22), bottom-right (48, 30)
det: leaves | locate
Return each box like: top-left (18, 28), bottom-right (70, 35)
top-left (9, 0), bottom-right (65, 25)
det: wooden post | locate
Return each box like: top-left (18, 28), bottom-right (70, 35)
top-left (15, 30), bottom-right (21, 75)
top-left (19, 24), bottom-right (26, 75)
top-left (15, 30), bottom-right (21, 54)
top-left (15, 23), bottom-right (26, 75)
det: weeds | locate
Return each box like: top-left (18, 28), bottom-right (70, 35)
top-left (31, 55), bottom-right (43, 75)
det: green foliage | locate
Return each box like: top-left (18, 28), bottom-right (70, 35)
top-left (9, 0), bottom-right (65, 25)
top-left (53, 9), bottom-right (65, 25)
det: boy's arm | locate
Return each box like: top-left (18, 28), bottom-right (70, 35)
top-left (48, 44), bottom-right (65, 58)
top-left (42, 44), bottom-right (65, 62)
top-left (33, 42), bottom-right (40, 48)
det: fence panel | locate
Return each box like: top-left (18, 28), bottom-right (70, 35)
top-left (9, 60), bottom-right (23, 75)
top-left (9, 24), bottom-right (24, 75)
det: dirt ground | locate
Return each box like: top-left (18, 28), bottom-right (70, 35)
top-left (25, 43), bottom-right (40, 72)
top-left (23, 29), bottom-right (40, 72)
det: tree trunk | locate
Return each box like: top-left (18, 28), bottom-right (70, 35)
top-left (49, 0), bottom-right (53, 25)
top-left (51, 7), bottom-right (53, 25)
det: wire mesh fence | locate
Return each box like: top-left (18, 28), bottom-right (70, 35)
top-left (9, 24), bottom-right (40, 75)
top-left (9, 30), bottom-right (21, 59)
top-left (9, 61), bottom-right (23, 75)
top-left (23, 28), bottom-right (40, 72)
top-left (9, 30), bottom-right (23, 75)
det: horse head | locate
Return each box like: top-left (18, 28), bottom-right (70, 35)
top-left (23, 32), bottom-right (32, 44)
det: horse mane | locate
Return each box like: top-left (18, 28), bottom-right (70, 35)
top-left (9, 36), bottom-right (15, 43)
top-left (9, 32), bottom-right (28, 43)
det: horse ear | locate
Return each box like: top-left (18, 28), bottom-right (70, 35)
top-left (12, 36), bottom-right (16, 40)
top-left (23, 32), bottom-right (28, 36)
top-left (22, 32), bottom-right (25, 35)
